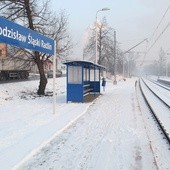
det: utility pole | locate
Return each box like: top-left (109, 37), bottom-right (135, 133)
top-left (113, 30), bottom-right (117, 84)
top-left (166, 53), bottom-right (170, 77)
top-left (122, 38), bottom-right (148, 78)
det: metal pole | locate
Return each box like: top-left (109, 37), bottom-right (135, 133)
top-left (122, 54), bottom-right (124, 78)
top-left (95, 11), bottom-right (98, 64)
top-left (166, 58), bottom-right (168, 77)
top-left (95, 8), bottom-right (110, 64)
top-left (166, 53), bottom-right (170, 77)
top-left (53, 41), bottom-right (56, 114)
top-left (128, 56), bottom-right (130, 77)
top-left (122, 38), bottom-right (147, 78)
top-left (113, 31), bottom-right (117, 84)
top-left (158, 61), bottom-right (160, 79)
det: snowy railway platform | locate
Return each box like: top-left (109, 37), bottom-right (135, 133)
top-left (0, 77), bottom-right (170, 169)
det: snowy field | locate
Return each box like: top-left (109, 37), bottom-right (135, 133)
top-left (0, 76), bottom-right (170, 170)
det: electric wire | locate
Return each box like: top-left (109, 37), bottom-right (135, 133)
top-left (140, 21), bottom-right (170, 66)
top-left (140, 3), bottom-right (170, 66)
top-left (148, 21), bottom-right (170, 54)
top-left (149, 3), bottom-right (170, 41)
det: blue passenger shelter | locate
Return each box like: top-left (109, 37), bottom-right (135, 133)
top-left (63, 60), bottom-right (105, 102)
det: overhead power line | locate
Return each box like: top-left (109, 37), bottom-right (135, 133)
top-left (149, 3), bottom-right (170, 41)
top-left (140, 21), bottom-right (170, 66)
top-left (140, 3), bottom-right (170, 66)
top-left (147, 21), bottom-right (170, 54)
top-left (123, 38), bottom-right (148, 54)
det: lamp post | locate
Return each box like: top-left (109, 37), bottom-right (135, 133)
top-left (113, 30), bottom-right (117, 84)
top-left (95, 8), bottom-right (110, 64)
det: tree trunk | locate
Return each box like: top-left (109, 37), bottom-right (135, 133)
top-left (23, 0), bottom-right (47, 95)
top-left (35, 52), bottom-right (47, 95)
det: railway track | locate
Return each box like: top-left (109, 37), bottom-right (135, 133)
top-left (139, 78), bottom-right (170, 144)
top-left (147, 78), bottom-right (170, 91)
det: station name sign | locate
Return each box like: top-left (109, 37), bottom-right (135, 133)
top-left (0, 17), bottom-right (54, 55)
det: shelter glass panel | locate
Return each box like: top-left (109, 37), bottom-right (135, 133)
top-left (90, 69), bottom-right (94, 81)
top-left (83, 68), bottom-right (86, 81)
top-left (87, 69), bottom-right (89, 81)
top-left (95, 69), bottom-right (99, 81)
top-left (83, 68), bottom-right (89, 81)
top-left (68, 66), bottom-right (82, 84)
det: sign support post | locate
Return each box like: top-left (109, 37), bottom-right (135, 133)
top-left (53, 41), bottom-right (56, 114)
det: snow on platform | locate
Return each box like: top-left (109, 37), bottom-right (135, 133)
top-left (0, 77), bottom-right (170, 170)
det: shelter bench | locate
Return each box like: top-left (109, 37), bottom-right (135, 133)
top-left (83, 84), bottom-right (93, 95)
top-left (83, 88), bottom-right (93, 95)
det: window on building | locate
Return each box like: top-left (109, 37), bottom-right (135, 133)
top-left (0, 50), bottom-right (2, 56)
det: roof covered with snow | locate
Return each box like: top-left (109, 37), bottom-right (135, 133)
top-left (63, 60), bottom-right (106, 70)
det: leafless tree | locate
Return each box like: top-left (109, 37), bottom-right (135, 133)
top-left (0, 0), bottom-right (72, 95)
top-left (83, 18), bottom-right (124, 74)
top-left (83, 18), bottom-right (114, 64)
top-left (158, 47), bottom-right (166, 76)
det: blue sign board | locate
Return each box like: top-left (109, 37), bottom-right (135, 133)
top-left (0, 17), bottom-right (54, 55)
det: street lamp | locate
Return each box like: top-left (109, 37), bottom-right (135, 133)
top-left (95, 8), bottom-right (110, 64)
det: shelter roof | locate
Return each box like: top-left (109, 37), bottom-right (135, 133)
top-left (63, 60), bottom-right (106, 70)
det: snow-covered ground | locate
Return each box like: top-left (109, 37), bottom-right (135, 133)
top-left (0, 77), bottom-right (170, 170)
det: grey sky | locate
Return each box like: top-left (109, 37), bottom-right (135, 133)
top-left (51, 0), bottom-right (170, 63)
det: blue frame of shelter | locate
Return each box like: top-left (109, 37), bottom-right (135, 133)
top-left (64, 61), bottom-right (105, 102)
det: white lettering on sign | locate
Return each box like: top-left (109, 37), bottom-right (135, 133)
top-left (0, 26), bottom-right (27, 42)
top-left (28, 33), bottom-right (41, 47)
top-left (41, 40), bottom-right (52, 50)
top-left (0, 25), bottom-right (53, 52)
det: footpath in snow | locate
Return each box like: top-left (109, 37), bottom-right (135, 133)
top-left (0, 77), bottom-right (170, 170)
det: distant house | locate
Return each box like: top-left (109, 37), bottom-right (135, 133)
top-left (0, 43), bottom-right (53, 73)
top-left (44, 59), bottom-right (53, 72)
top-left (57, 56), bottom-right (66, 74)
top-left (0, 43), bottom-right (7, 58)
top-left (0, 43), bottom-right (65, 74)
top-left (0, 43), bottom-right (31, 71)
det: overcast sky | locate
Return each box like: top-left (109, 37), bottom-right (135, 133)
top-left (51, 0), bottom-right (170, 64)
